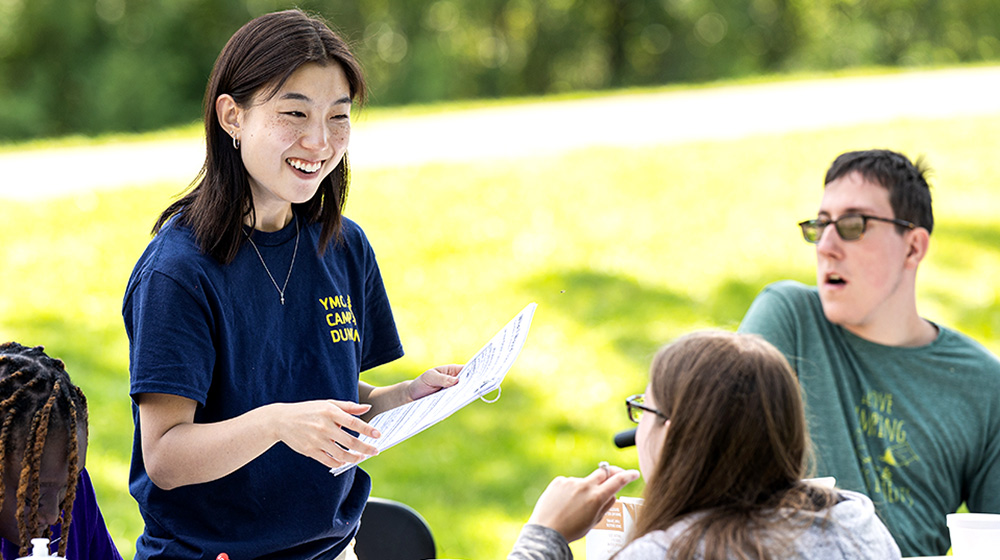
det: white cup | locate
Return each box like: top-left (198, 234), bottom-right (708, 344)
top-left (947, 513), bottom-right (1000, 558)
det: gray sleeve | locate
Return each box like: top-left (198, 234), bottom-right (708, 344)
top-left (613, 533), bottom-right (671, 559)
top-left (507, 524), bottom-right (573, 560)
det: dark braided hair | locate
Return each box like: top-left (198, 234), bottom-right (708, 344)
top-left (0, 342), bottom-right (88, 557)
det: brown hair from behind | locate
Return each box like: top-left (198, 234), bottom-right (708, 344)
top-left (629, 331), bottom-right (836, 560)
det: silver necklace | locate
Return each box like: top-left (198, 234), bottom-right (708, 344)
top-left (244, 216), bottom-right (299, 305)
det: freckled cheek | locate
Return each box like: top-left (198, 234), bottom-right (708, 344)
top-left (332, 126), bottom-right (351, 152)
top-left (263, 117), bottom-right (304, 146)
top-left (245, 124), bottom-right (299, 155)
top-left (279, 130), bottom-right (301, 148)
top-left (277, 122), bottom-right (304, 145)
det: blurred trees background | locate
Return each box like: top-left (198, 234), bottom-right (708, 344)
top-left (1, 0), bottom-right (999, 141)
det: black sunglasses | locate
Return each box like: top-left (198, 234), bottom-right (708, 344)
top-left (626, 394), bottom-right (668, 424)
top-left (798, 213), bottom-right (916, 244)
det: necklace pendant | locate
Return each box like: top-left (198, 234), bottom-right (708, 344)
top-left (244, 216), bottom-right (299, 309)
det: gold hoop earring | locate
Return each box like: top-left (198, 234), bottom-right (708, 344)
top-left (232, 133), bottom-right (240, 150)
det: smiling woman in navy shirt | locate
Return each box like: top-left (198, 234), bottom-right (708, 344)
top-left (122, 10), bottom-right (459, 560)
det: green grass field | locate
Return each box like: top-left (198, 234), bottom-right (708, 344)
top-left (2, 77), bottom-right (999, 558)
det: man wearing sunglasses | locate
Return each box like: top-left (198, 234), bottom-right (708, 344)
top-left (738, 149), bottom-right (1000, 558)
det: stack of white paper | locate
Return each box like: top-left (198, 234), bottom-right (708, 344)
top-left (332, 303), bottom-right (536, 475)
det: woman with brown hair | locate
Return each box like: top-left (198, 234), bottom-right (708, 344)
top-left (510, 331), bottom-right (900, 559)
top-left (123, 9), bottom-right (459, 560)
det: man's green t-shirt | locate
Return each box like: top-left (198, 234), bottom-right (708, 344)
top-left (739, 281), bottom-right (1000, 557)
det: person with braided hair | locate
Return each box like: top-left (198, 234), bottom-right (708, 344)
top-left (0, 342), bottom-right (121, 559)
top-left (739, 148), bottom-right (1000, 556)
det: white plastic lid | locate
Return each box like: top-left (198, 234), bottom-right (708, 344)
top-left (14, 538), bottom-right (61, 559)
top-left (947, 513), bottom-right (1000, 530)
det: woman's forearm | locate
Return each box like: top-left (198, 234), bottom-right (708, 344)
top-left (139, 394), bottom-right (380, 489)
top-left (140, 398), bottom-right (280, 489)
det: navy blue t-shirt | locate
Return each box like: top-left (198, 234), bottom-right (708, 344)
top-left (122, 214), bottom-right (404, 560)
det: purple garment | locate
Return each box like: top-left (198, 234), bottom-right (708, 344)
top-left (1, 469), bottom-right (122, 560)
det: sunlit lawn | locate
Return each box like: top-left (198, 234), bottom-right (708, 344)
top-left (2, 92), bottom-right (999, 559)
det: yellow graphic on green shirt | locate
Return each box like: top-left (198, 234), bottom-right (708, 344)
top-left (319, 295), bottom-right (359, 344)
top-left (854, 390), bottom-right (919, 508)
top-left (882, 441), bottom-right (919, 468)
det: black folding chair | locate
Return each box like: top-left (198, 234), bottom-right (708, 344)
top-left (355, 497), bottom-right (436, 560)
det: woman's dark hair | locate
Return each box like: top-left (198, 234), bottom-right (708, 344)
top-left (0, 342), bottom-right (89, 558)
top-left (629, 331), bottom-right (836, 560)
top-left (154, 9), bottom-right (368, 264)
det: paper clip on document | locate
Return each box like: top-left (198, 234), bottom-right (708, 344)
top-left (480, 387), bottom-right (501, 403)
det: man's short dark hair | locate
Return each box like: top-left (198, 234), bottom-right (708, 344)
top-left (825, 149), bottom-right (934, 235)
